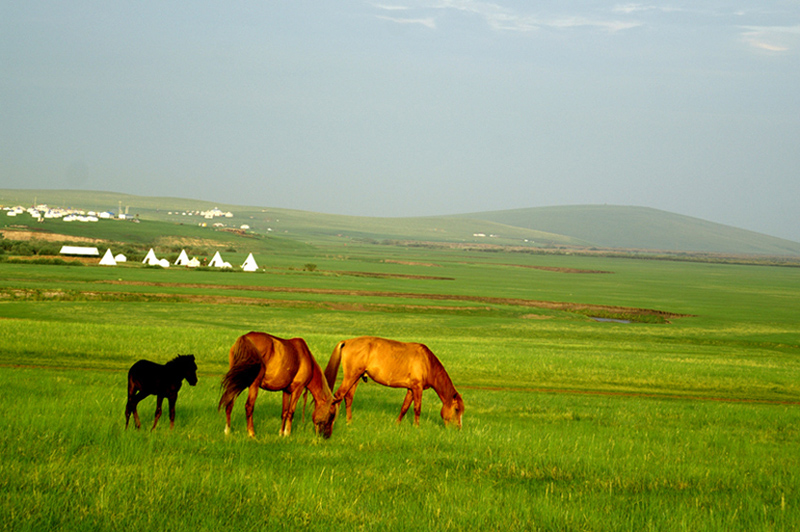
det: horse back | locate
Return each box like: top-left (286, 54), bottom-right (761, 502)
top-left (128, 359), bottom-right (170, 395)
top-left (344, 336), bottom-right (433, 388)
top-left (242, 332), bottom-right (306, 391)
top-left (128, 359), bottom-right (162, 381)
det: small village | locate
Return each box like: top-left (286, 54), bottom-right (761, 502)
top-left (4, 203), bottom-right (259, 272)
top-left (3, 204), bottom-right (128, 222)
top-left (3, 204), bottom-right (235, 223)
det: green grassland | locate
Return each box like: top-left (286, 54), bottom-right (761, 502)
top-left (1, 192), bottom-right (800, 530)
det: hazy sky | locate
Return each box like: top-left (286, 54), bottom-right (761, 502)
top-left (2, 1), bottom-right (799, 241)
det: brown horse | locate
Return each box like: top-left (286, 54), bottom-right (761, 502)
top-left (218, 332), bottom-right (337, 438)
top-left (324, 336), bottom-right (464, 428)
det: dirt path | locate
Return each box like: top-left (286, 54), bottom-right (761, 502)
top-left (0, 229), bottom-right (106, 243)
top-left (95, 279), bottom-right (690, 321)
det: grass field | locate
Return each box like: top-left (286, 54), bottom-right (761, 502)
top-left (1, 224), bottom-right (799, 530)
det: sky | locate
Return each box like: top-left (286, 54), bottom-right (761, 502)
top-left (2, 1), bottom-right (799, 241)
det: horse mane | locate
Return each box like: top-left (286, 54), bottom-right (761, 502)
top-left (307, 352), bottom-right (333, 402)
top-left (424, 347), bottom-right (458, 401)
top-left (166, 354), bottom-right (195, 367)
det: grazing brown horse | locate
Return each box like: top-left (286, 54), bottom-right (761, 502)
top-left (125, 354), bottom-right (198, 430)
top-left (324, 336), bottom-right (464, 428)
top-left (218, 332), bottom-right (337, 438)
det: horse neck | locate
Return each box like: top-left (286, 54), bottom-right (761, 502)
top-left (165, 359), bottom-right (186, 381)
top-left (306, 359), bottom-right (333, 404)
top-left (429, 358), bottom-right (457, 404)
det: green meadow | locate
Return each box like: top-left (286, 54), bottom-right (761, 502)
top-left (1, 221), bottom-right (800, 530)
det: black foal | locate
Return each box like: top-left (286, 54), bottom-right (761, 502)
top-left (125, 354), bottom-right (198, 430)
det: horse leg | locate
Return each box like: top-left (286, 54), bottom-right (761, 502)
top-left (411, 387), bottom-right (423, 426)
top-left (168, 393), bottom-right (177, 429)
top-left (332, 370), bottom-right (363, 407)
top-left (126, 391), bottom-right (145, 429)
top-left (133, 399), bottom-right (142, 429)
top-left (344, 381), bottom-right (359, 423)
top-left (280, 391), bottom-right (292, 436)
top-left (125, 392), bottom-right (136, 429)
top-left (280, 387), bottom-right (305, 437)
top-left (397, 389), bottom-right (414, 424)
top-left (126, 378), bottom-right (138, 429)
top-left (224, 397), bottom-right (235, 435)
top-left (152, 396), bottom-right (164, 430)
top-left (244, 383), bottom-right (260, 438)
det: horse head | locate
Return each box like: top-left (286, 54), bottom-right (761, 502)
top-left (182, 355), bottom-right (198, 386)
top-left (312, 399), bottom-right (339, 439)
top-left (440, 392), bottom-right (464, 429)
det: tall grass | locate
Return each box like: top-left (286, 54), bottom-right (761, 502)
top-left (1, 245), bottom-right (799, 530)
top-left (1, 367), bottom-right (797, 531)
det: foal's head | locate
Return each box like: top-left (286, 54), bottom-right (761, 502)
top-left (171, 354), bottom-right (198, 386)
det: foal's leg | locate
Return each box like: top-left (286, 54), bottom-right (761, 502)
top-left (152, 395), bottom-right (164, 430)
top-left (125, 393), bottom-right (135, 429)
top-left (168, 393), bottom-right (178, 429)
top-left (126, 391), bottom-right (146, 429)
top-left (133, 400), bottom-right (142, 429)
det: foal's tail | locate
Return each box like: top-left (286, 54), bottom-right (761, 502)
top-left (126, 360), bottom-right (146, 398)
top-left (127, 368), bottom-right (136, 399)
top-left (324, 341), bottom-right (345, 390)
top-left (218, 335), bottom-right (263, 411)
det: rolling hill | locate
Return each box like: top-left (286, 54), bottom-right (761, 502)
top-left (2, 189), bottom-right (799, 256)
top-left (465, 205), bottom-right (800, 256)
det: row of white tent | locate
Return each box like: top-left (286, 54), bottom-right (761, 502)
top-left (99, 248), bottom-right (259, 271)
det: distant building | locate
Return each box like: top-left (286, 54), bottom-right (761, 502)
top-left (60, 246), bottom-right (100, 256)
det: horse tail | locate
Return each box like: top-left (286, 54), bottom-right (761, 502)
top-left (324, 341), bottom-right (345, 390)
top-left (218, 335), bottom-right (263, 411)
top-left (127, 367), bottom-right (135, 399)
top-left (127, 360), bottom-right (145, 398)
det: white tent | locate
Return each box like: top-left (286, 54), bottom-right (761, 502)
top-left (221, 261), bottom-right (233, 269)
top-left (208, 251), bottom-right (225, 268)
top-left (241, 253), bottom-right (259, 272)
top-left (187, 257), bottom-right (201, 268)
top-left (99, 248), bottom-right (117, 266)
top-left (158, 258), bottom-right (170, 268)
top-left (143, 248), bottom-right (159, 265)
top-left (175, 249), bottom-right (190, 266)
top-left (60, 245), bottom-right (99, 256)
top-left (114, 254), bottom-right (127, 262)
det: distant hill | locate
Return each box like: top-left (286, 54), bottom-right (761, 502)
top-left (2, 189), bottom-right (799, 256)
top-left (466, 205), bottom-right (800, 256)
